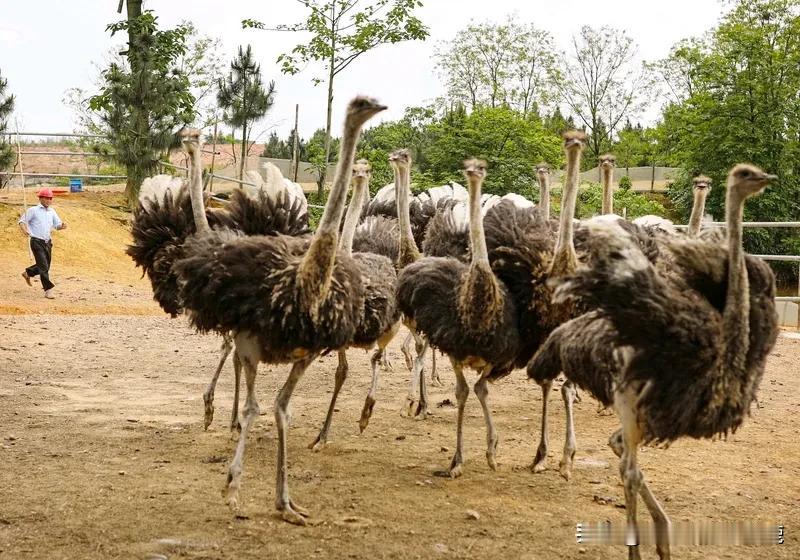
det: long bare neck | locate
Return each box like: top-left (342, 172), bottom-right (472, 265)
top-left (297, 119), bottom-right (361, 311)
top-left (188, 145), bottom-right (210, 234)
top-left (340, 180), bottom-right (367, 256)
top-left (601, 167), bottom-right (614, 215)
top-left (468, 178), bottom-right (488, 265)
top-left (722, 188), bottom-right (750, 371)
top-left (396, 165), bottom-right (420, 267)
top-left (552, 151), bottom-right (580, 274)
top-left (538, 174), bottom-right (550, 219)
top-left (687, 188), bottom-right (709, 237)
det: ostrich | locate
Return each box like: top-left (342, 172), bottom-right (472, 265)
top-left (397, 159), bottom-right (520, 477)
top-left (535, 162), bottom-right (552, 220)
top-left (309, 159), bottom-right (401, 449)
top-left (687, 175), bottom-right (712, 237)
top-left (598, 154), bottom-right (616, 215)
top-left (174, 96), bottom-right (385, 524)
top-left (127, 157), bottom-right (309, 431)
top-left (543, 163), bottom-right (778, 559)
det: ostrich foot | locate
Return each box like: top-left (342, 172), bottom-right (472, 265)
top-left (431, 373), bottom-right (443, 388)
top-left (531, 445), bottom-right (548, 473)
top-left (627, 545), bottom-right (642, 560)
top-left (434, 451), bottom-right (464, 479)
top-left (203, 393), bottom-right (215, 430)
top-left (486, 436), bottom-right (499, 471)
top-left (224, 466), bottom-right (243, 512)
top-left (230, 418), bottom-right (241, 434)
top-left (380, 353), bottom-right (394, 372)
top-left (277, 500), bottom-right (309, 526)
top-left (414, 400), bottom-right (428, 420)
top-left (559, 450), bottom-right (575, 481)
top-left (358, 396), bottom-right (376, 433)
top-left (308, 431), bottom-right (329, 452)
top-left (402, 397), bottom-right (418, 418)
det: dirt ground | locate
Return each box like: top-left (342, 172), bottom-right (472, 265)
top-left (1, 189), bottom-right (799, 559)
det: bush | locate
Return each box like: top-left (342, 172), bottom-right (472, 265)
top-left (618, 175), bottom-right (632, 191)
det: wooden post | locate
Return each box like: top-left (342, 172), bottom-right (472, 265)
top-left (209, 120), bottom-right (218, 193)
top-left (292, 104), bottom-right (300, 182)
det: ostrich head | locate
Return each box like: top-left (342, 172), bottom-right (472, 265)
top-left (535, 162), bottom-right (550, 178)
top-left (599, 154), bottom-right (616, 169)
top-left (563, 130), bottom-right (587, 153)
top-left (463, 158), bottom-right (488, 184)
top-left (346, 96), bottom-right (388, 128)
top-left (180, 128), bottom-right (202, 154)
top-left (389, 148), bottom-right (412, 171)
top-left (352, 159), bottom-right (372, 188)
top-left (692, 175), bottom-right (712, 192)
top-left (728, 164), bottom-right (776, 199)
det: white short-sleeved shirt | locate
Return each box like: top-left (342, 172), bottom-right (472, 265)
top-left (19, 204), bottom-right (63, 242)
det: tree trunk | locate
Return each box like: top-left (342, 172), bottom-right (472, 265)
top-left (124, 0), bottom-right (145, 205)
top-left (239, 121), bottom-right (248, 182)
top-left (209, 120), bottom-right (218, 192)
top-left (292, 104), bottom-right (300, 182)
top-left (320, 57), bottom-right (335, 199)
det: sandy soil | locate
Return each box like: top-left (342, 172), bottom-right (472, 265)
top-left (0, 312), bottom-right (798, 560)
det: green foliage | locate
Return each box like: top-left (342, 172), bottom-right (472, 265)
top-left (0, 70), bottom-right (15, 186)
top-left (218, 45), bottom-right (276, 180)
top-left (244, 0), bottom-right (428, 196)
top-left (618, 175), bottom-right (633, 191)
top-left (657, 0), bottom-right (800, 282)
top-left (435, 18), bottom-right (556, 116)
top-left (577, 182), bottom-right (666, 219)
top-left (89, 10), bottom-right (195, 204)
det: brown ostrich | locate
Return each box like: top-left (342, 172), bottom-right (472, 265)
top-left (598, 154), bottom-right (616, 215)
top-left (542, 163), bottom-right (778, 559)
top-left (173, 96), bottom-right (385, 524)
top-left (397, 159), bottom-right (520, 478)
top-left (687, 175), bottom-right (712, 237)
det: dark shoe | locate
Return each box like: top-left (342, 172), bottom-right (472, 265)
top-left (22, 272), bottom-right (32, 287)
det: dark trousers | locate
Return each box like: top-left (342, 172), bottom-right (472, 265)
top-left (25, 237), bottom-right (54, 291)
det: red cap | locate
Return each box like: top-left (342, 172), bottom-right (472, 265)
top-left (38, 188), bottom-right (54, 199)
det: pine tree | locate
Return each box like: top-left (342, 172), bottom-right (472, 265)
top-left (0, 70), bottom-right (16, 187)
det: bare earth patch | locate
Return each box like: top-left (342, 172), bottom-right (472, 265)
top-left (0, 313), bottom-right (798, 559)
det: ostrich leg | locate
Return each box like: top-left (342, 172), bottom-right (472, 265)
top-left (359, 346), bottom-right (383, 433)
top-left (309, 350), bottom-right (348, 451)
top-left (440, 359), bottom-right (469, 478)
top-left (400, 332), bottom-right (414, 371)
top-left (203, 333), bottom-right (233, 430)
top-left (230, 350), bottom-right (242, 432)
top-left (430, 349), bottom-right (442, 387)
top-left (608, 429), bottom-right (672, 559)
top-left (531, 380), bottom-right (553, 472)
top-left (404, 331), bottom-right (428, 417)
top-left (414, 334), bottom-right (430, 418)
top-left (559, 380), bottom-right (578, 480)
top-left (474, 367), bottom-right (499, 471)
top-left (224, 348), bottom-right (260, 514)
top-left (275, 354), bottom-right (317, 525)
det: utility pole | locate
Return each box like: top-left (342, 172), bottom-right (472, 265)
top-left (292, 104), bottom-right (299, 182)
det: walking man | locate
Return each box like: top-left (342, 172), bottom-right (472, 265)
top-left (19, 188), bottom-right (67, 299)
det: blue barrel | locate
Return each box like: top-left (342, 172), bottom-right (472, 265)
top-left (69, 178), bottom-right (83, 192)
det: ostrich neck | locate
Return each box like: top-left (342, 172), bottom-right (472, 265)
top-left (722, 189), bottom-right (750, 372)
top-left (552, 150), bottom-right (580, 274)
top-left (188, 145), bottom-right (210, 234)
top-left (601, 167), bottom-right (613, 215)
top-left (298, 118), bottom-right (361, 310)
top-left (687, 188), bottom-right (708, 237)
top-left (396, 165), bottom-right (420, 267)
top-left (468, 177), bottom-right (488, 264)
top-left (340, 179), bottom-right (367, 256)
top-left (538, 175), bottom-right (550, 219)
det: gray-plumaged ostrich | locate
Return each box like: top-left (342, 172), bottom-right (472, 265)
top-left (598, 154), bottom-right (616, 215)
top-left (174, 96), bottom-right (385, 524)
top-left (398, 159), bottom-right (520, 478)
top-left (128, 150), bottom-right (309, 431)
top-left (309, 159), bottom-right (401, 449)
top-left (540, 163), bottom-right (778, 559)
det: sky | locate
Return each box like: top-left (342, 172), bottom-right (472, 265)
top-left (0, 0), bottom-right (725, 142)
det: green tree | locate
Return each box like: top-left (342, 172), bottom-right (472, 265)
top-left (659, 0), bottom-right (800, 282)
top-left (435, 18), bottom-right (556, 116)
top-left (89, 7), bottom-right (195, 204)
top-left (0, 70), bottom-right (15, 187)
top-left (244, 0), bottom-right (428, 197)
top-left (306, 128), bottom-right (340, 192)
top-left (553, 26), bottom-right (652, 161)
top-left (217, 45), bottom-right (276, 181)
